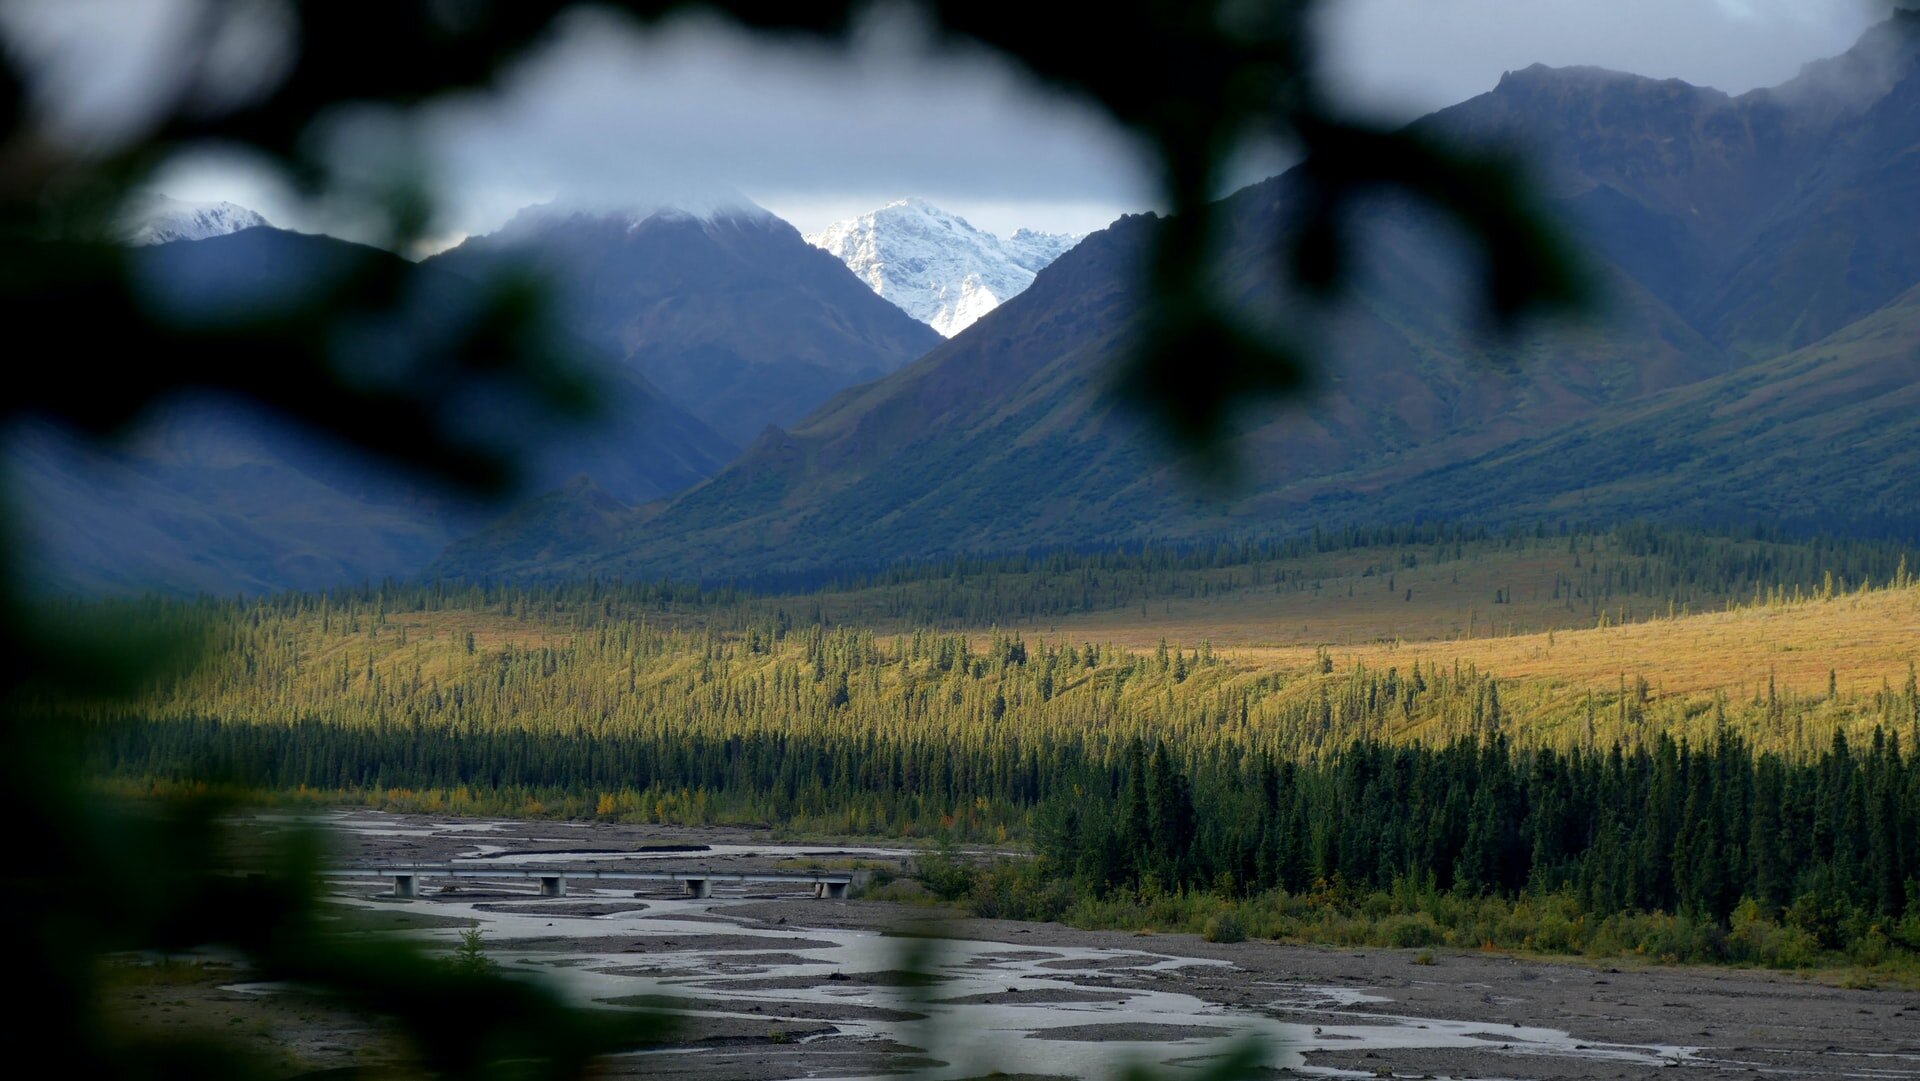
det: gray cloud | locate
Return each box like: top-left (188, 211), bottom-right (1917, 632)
top-left (415, 8), bottom-right (1154, 241)
top-left (12, 1), bottom-right (1899, 239)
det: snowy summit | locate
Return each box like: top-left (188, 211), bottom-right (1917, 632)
top-left (806, 199), bottom-right (1078, 336)
top-left (124, 195), bottom-right (270, 246)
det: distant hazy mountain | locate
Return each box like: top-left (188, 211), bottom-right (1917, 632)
top-left (436, 15), bottom-right (1920, 583)
top-left (122, 194), bottom-right (269, 245)
top-left (430, 193), bottom-right (942, 445)
top-left (11, 226), bottom-right (736, 595)
top-left (806, 199), bottom-right (1080, 336)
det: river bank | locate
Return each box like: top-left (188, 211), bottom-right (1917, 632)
top-left (107, 809), bottom-right (1920, 1079)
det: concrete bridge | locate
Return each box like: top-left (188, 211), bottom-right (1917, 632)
top-left (325, 865), bottom-right (854, 900)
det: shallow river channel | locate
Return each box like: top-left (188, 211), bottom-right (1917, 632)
top-left (293, 812), bottom-right (1777, 1081)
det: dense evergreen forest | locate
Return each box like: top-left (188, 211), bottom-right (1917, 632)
top-left (87, 716), bottom-right (1920, 966)
top-left (68, 524), bottom-right (1920, 969)
top-left (1033, 732), bottom-right (1919, 954)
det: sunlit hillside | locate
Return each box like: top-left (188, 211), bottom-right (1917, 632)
top-left (84, 531), bottom-right (1919, 790)
top-left (1243, 576), bottom-right (1920, 701)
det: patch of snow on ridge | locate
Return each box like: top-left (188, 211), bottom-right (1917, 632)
top-left (495, 184), bottom-right (774, 239)
top-left (807, 199), bottom-right (1081, 336)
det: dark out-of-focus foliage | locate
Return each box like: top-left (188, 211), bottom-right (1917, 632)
top-left (0, 1), bottom-right (1584, 1076)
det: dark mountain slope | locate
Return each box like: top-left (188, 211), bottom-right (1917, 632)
top-left (428, 203), bottom-right (943, 445)
top-left (435, 180), bottom-right (1724, 581)
top-left (1430, 12), bottom-right (1920, 357)
top-left (11, 227), bottom-right (735, 594)
top-left (11, 408), bottom-right (464, 595)
top-left (1344, 282), bottom-right (1920, 535)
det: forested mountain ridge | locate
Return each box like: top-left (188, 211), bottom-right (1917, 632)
top-left (426, 200), bottom-right (944, 446)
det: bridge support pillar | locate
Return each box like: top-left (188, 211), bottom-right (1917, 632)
top-left (539, 875), bottom-right (567, 898)
top-left (681, 878), bottom-right (711, 899)
top-left (392, 873), bottom-right (418, 899)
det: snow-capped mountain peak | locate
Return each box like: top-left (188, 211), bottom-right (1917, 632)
top-left (1005, 227), bottom-right (1079, 272)
top-left (806, 200), bottom-right (1081, 336)
top-left (124, 195), bottom-right (270, 246)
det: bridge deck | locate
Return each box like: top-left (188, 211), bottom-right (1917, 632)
top-left (324, 866), bottom-right (851, 885)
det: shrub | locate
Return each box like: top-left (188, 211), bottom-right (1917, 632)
top-left (968, 861), bottom-right (1073, 922)
top-left (1786, 881), bottom-right (1853, 950)
top-left (1202, 913), bottom-right (1247, 944)
top-left (1380, 913), bottom-right (1442, 949)
top-left (913, 850), bottom-right (976, 901)
top-left (1526, 908), bottom-right (1583, 954)
top-left (1727, 898), bottom-right (1820, 968)
top-left (1635, 913), bottom-right (1725, 963)
top-left (1893, 912), bottom-right (1920, 951)
top-left (854, 877), bottom-right (934, 904)
top-left (1851, 927), bottom-right (1894, 968)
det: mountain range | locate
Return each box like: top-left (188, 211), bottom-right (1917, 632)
top-left (806, 199), bottom-right (1079, 336)
top-left (11, 227), bottom-right (736, 594)
top-left (14, 190), bottom-right (947, 593)
top-left (435, 14), bottom-right (1920, 584)
top-left (16, 16), bottom-right (1920, 594)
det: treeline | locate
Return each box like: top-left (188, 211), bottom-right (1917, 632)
top-left (57, 522), bottom-right (1913, 633)
top-left (650, 519), bottom-right (1920, 606)
top-left (90, 714), bottom-right (1920, 963)
top-left (1040, 731), bottom-right (1918, 931)
top-left (87, 707), bottom-right (1920, 931)
top-left (89, 720), bottom-right (1057, 837)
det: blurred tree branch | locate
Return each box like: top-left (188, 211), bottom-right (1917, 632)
top-left (1, 0), bottom-right (1583, 468)
top-left (0, 1), bottom-right (1583, 1076)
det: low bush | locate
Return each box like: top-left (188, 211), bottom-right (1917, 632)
top-left (1380, 913), bottom-right (1443, 949)
top-left (1202, 913), bottom-right (1247, 944)
top-left (913, 848), bottom-right (976, 902)
top-left (966, 860), bottom-right (1074, 923)
top-left (1039, 880), bottom-right (1918, 977)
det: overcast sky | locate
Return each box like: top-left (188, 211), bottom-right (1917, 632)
top-left (6, 0), bottom-right (1896, 246)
